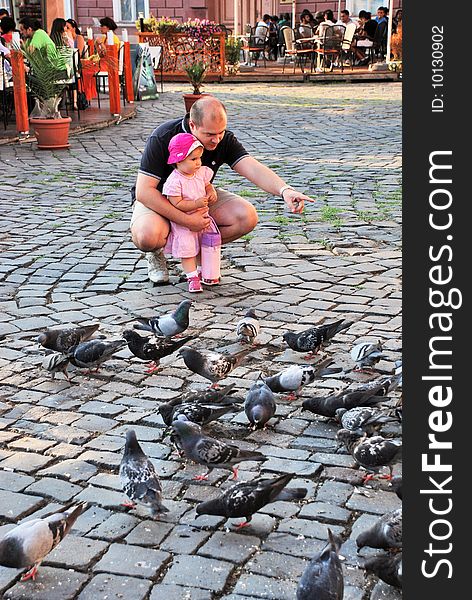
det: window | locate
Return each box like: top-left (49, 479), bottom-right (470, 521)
top-left (112, 0), bottom-right (149, 24)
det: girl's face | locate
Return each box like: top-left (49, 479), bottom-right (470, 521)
top-left (65, 22), bottom-right (75, 36)
top-left (176, 146), bottom-right (203, 176)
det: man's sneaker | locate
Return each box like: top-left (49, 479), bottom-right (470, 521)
top-left (188, 276), bottom-right (203, 293)
top-left (145, 250), bottom-right (169, 284)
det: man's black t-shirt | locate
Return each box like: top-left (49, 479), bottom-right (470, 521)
top-left (364, 19), bottom-right (378, 40)
top-left (131, 116), bottom-right (249, 201)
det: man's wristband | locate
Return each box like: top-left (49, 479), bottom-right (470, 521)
top-left (279, 185), bottom-right (294, 199)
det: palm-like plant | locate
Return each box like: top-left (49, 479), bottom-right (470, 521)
top-left (184, 60), bottom-right (208, 95)
top-left (21, 45), bottom-right (72, 119)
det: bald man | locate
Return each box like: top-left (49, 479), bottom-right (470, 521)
top-left (131, 96), bottom-right (313, 283)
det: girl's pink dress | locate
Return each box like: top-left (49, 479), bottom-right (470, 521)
top-left (163, 166), bottom-right (217, 258)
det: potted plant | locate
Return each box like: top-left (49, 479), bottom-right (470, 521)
top-left (225, 36), bottom-right (243, 75)
top-left (20, 44), bottom-right (73, 149)
top-left (182, 60), bottom-right (209, 112)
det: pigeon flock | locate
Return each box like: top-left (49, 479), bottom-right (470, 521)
top-left (0, 299), bottom-right (402, 596)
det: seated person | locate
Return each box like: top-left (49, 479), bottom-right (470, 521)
top-left (353, 11), bottom-right (377, 65)
top-left (0, 16), bottom-right (15, 45)
top-left (315, 10), bottom-right (335, 38)
top-left (299, 9), bottom-right (315, 38)
top-left (95, 16), bottom-right (119, 57)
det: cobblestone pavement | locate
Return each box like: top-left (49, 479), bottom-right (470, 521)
top-left (0, 82), bottom-right (402, 600)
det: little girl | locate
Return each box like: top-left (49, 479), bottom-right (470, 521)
top-left (163, 133), bottom-right (220, 293)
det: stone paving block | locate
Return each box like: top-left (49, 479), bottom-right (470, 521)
top-left (160, 525), bottom-right (211, 554)
top-left (3, 566), bottom-right (89, 600)
top-left (87, 512), bottom-right (140, 541)
top-left (262, 532), bottom-right (326, 559)
top-left (124, 519), bottom-right (174, 547)
top-left (232, 573), bottom-right (298, 599)
top-left (38, 459), bottom-right (98, 483)
top-left (198, 531), bottom-right (260, 563)
top-left (370, 581), bottom-right (402, 599)
top-left (43, 425), bottom-right (93, 445)
top-left (73, 485), bottom-right (126, 509)
top-left (93, 543), bottom-right (170, 578)
top-left (0, 566), bottom-right (23, 594)
top-left (0, 490), bottom-right (44, 521)
top-left (149, 584), bottom-right (212, 600)
top-left (1, 451), bottom-right (54, 474)
top-left (298, 501), bottom-right (351, 524)
top-left (277, 518), bottom-right (344, 540)
top-left (261, 457), bottom-right (322, 477)
top-left (72, 506), bottom-right (112, 535)
top-left (7, 436), bottom-right (56, 453)
top-left (24, 477), bottom-right (83, 502)
top-left (161, 555), bottom-right (234, 592)
top-left (78, 574), bottom-right (152, 600)
top-left (246, 550), bottom-right (308, 580)
top-left (45, 535), bottom-right (108, 569)
top-left (76, 450), bottom-right (121, 469)
top-left (0, 471), bottom-right (35, 492)
top-left (315, 480), bottom-right (354, 505)
top-left (346, 489), bottom-right (401, 515)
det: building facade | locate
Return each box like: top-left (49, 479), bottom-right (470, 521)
top-left (3, 0), bottom-right (401, 38)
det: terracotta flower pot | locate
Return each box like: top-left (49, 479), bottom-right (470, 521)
top-left (30, 117), bottom-right (72, 150)
top-left (182, 92), bottom-right (212, 113)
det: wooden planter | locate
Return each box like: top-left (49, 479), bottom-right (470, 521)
top-left (138, 32), bottom-right (225, 77)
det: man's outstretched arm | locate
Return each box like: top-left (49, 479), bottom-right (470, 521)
top-left (233, 156), bottom-right (315, 213)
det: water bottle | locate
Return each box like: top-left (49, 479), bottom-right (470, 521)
top-left (201, 229), bottom-right (221, 285)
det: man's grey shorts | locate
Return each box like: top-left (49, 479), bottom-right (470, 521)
top-left (130, 188), bottom-right (241, 228)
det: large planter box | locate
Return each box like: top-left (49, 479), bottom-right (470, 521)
top-left (138, 32), bottom-right (225, 77)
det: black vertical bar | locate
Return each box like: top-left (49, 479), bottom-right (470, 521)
top-left (404, 0), bottom-right (467, 597)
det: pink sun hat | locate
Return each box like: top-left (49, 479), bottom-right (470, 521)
top-left (167, 133), bottom-right (203, 164)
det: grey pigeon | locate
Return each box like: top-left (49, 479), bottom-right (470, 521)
top-left (297, 529), bottom-right (344, 600)
top-left (335, 406), bottom-right (400, 434)
top-left (364, 552), bottom-right (402, 588)
top-left (179, 346), bottom-right (251, 384)
top-left (302, 375), bottom-right (401, 418)
top-left (336, 429), bottom-right (402, 481)
top-left (171, 419), bottom-right (266, 479)
top-left (196, 473), bottom-right (307, 528)
top-left (390, 476), bottom-right (402, 500)
top-left (119, 430), bottom-right (168, 516)
top-left (177, 384), bottom-right (238, 407)
top-left (42, 352), bottom-right (71, 380)
top-left (265, 358), bottom-right (340, 400)
top-left (159, 398), bottom-right (241, 427)
top-left (37, 324), bottom-right (99, 354)
top-left (123, 329), bottom-right (193, 373)
top-left (67, 338), bottom-right (127, 372)
top-left (351, 341), bottom-right (387, 370)
top-left (244, 379), bottom-right (276, 429)
top-left (236, 309), bottom-right (260, 344)
top-left (0, 501), bottom-right (87, 581)
top-left (357, 508), bottom-right (402, 551)
top-left (134, 299), bottom-right (192, 337)
top-left (283, 320), bottom-right (353, 356)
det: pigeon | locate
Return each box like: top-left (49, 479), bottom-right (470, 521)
top-left (297, 529), bottom-right (344, 600)
top-left (335, 407), bottom-right (400, 435)
top-left (42, 352), bottom-right (71, 380)
top-left (159, 398), bottom-right (241, 428)
top-left (177, 383), bottom-right (238, 407)
top-left (178, 346), bottom-right (251, 384)
top-left (67, 338), bottom-right (127, 372)
top-left (357, 508), bottom-right (402, 552)
top-left (119, 430), bottom-right (169, 516)
top-left (134, 299), bottom-right (192, 338)
top-left (265, 358), bottom-right (340, 400)
top-left (244, 378), bottom-right (276, 429)
top-left (302, 375), bottom-right (401, 418)
top-left (364, 552), bottom-right (402, 588)
top-left (394, 360), bottom-right (403, 388)
top-left (351, 341), bottom-right (387, 371)
top-left (196, 473), bottom-right (307, 528)
top-left (171, 419), bottom-right (266, 480)
top-left (0, 501), bottom-right (87, 581)
top-left (336, 429), bottom-right (402, 481)
top-left (123, 329), bottom-right (193, 373)
top-left (283, 320), bottom-right (353, 357)
top-left (390, 476), bottom-right (402, 500)
top-left (236, 309), bottom-right (260, 344)
top-left (37, 324), bottom-right (100, 354)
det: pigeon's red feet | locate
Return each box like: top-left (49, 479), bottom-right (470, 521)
top-left (362, 473), bottom-right (375, 483)
top-left (285, 392), bottom-right (297, 401)
top-left (146, 362), bottom-right (160, 374)
top-left (231, 467), bottom-right (239, 480)
top-left (234, 520), bottom-right (251, 529)
top-left (210, 383), bottom-right (220, 389)
top-left (121, 501), bottom-right (137, 508)
top-left (21, 565), bottom-right (39, 581)
top-left (304, 352), bottom-right (316, 360)
top-left (193, 474), bottom-right (209, 481)
top-left (378, 474), bottom-right (393, 480)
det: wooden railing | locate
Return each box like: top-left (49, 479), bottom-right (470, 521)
top-left (138, 32), bottom-right (225, 77)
